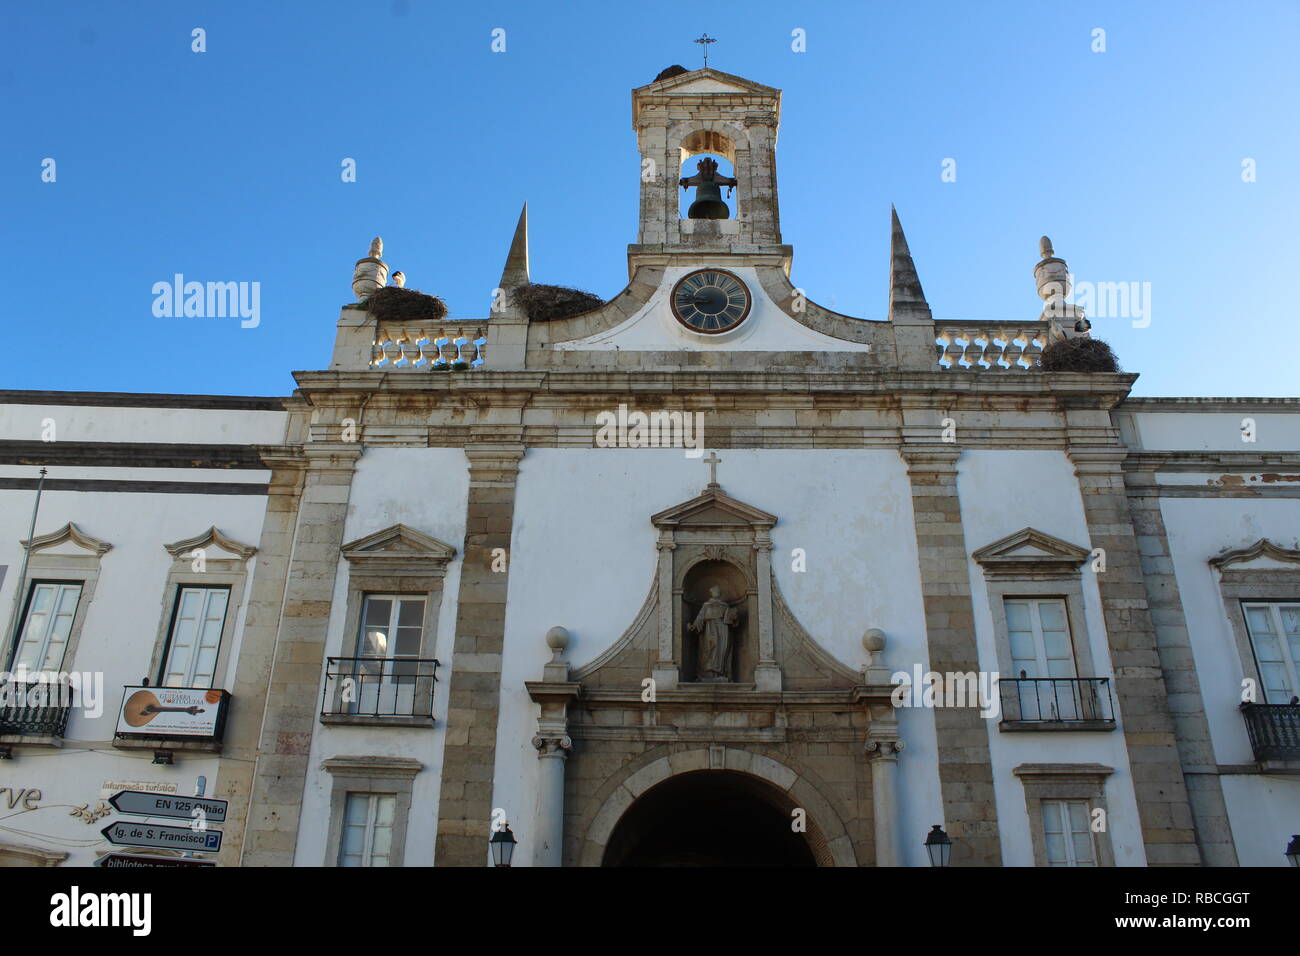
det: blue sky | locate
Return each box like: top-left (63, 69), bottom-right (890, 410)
top-left (2, 0), bottom-right (1297, 397)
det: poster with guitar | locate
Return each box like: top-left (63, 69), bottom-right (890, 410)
top-left (114, 686), bottom-right (227, 738)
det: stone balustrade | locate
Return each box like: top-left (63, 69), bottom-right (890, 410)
top-left (934, 323), bottom-right (1048, 371)
top-left (371, 324), bottom-right (488, 369)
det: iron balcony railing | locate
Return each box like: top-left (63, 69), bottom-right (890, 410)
top-left (321, 657), bottom-right (439, 720)
top-left (0, 679), bottom-right (74, 737)
top-left (1240, 702), bottom-right (1300, 762)
top-left (999, 677), bottom-right (1115, 725)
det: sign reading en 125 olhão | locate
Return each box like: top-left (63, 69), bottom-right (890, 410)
top-left (101, 820), bottom-right (222, 853)
top-left (109, 790), bottom-right (228, 823)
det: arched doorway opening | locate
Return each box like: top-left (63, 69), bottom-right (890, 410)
top-left (601, 769), bottom-right (825, 866)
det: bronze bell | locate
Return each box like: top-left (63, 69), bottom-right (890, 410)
top-left (680, 157), bottom-right (737, 220)
top-left (687, 181), bottom-right (731, 220)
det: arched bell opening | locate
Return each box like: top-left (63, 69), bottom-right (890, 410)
top-left (600, 769), bottom-right (827, 866)
top-left (678, 129), bottom-right (738, 221)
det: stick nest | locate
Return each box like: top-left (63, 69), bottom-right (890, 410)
top-left (511, 283), bottom-right (605, 322)
top-left (364, 286), bottom-right (448, 322)
top-left (1039, 336), bottom-right (1121, 372)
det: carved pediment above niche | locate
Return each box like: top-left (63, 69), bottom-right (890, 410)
top-left (650, 489), bottom-right (777, 532)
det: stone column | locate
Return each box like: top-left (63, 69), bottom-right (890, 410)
top-left (753, 526), bottom-right (780, 691)
top-left (900, 443), bottom-right (1002, 866)
top-left (214, 454), bottom-right (306, 868)
top-left (525, 627), bottom-right (580, 867)
top-left (1125, 469), bottom-right (1237, 865)
top-left (1069, 447), bottom-right (1202, 866)
top-left (242, 444), bottom-right (360, 867)
top-left (865, 736), bottom-right (903, 867)
top-left (435, 444), bottom-right (524, 866)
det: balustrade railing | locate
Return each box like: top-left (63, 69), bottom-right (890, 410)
top-left (371, 324), bottom-right (487, 370)
top-left (935, 323), bottom-right (1048, 371)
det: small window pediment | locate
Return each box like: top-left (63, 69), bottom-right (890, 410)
top-left (164, 526), bottom-right (257, 561)
top-left (341, 524), bottom-right (456, 574)
top-left (22, 522), bottom-right (111, 556)
top-left (1209, 538), bottom-right (1300, 570)
top-left (972, 528), bottom-right (1090, 579)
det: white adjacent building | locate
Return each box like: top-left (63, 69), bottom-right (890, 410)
top-left (1, 66), bottom-right (1297, 867)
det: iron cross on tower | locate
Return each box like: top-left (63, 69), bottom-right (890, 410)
top-left (693, 33), bottom-right (717, 68)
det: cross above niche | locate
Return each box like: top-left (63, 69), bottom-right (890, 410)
top-left (703, 451), bottom-right (721, 488)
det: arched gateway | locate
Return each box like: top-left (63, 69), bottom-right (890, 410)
top-left (576, 748), bottom-right (860, 867)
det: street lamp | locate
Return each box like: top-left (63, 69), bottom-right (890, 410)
top-left (490, 824), bottom-right (517, 867)
top-left (924, 824), bottom-right (952, 867)
top-left (1285, 835), bottom-right (1300, 868)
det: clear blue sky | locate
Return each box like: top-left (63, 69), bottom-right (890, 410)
top-left (3, 0), bottom-right (1297, 397)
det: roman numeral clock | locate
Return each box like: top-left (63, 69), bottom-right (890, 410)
top-left (671, 268), bottom-right (752, 333)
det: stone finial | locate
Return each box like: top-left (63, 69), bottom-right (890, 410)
top-left (863, 628), bottom-right (886, 653)
top-left (391, 271), bottom-right (406, 289)
top-left (1032, 234), bottom-right (1089, 339)
top-left (543, 626), bottom-right (570, 682)
top-left (352, 236), bottom-right (389, 301)
top-left (863, 628), bottom-right (892, 683)
top-left (546, 625), bottom-right (570, 654)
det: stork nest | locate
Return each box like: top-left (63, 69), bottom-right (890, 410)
top-left (1039, 336), bottom-right (1121, 372)
top-left (511, 283), bottom-right (605, 322)
top-left (364, 286), bottom-right (448, 322)
top-left (655, 65), bottom-right (689, 82)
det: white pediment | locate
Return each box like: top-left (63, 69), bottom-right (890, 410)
top-left (22, 522), bottom-right (111, 556)
top-left (341, 524), bottom-right (456, 571)
top-left (1210, 538), bottom-right (1300, 570)
top-left (165, 526), bottom-right (257, 561)
top-left (639, 68), bottom-right (779, 97)
top-left (972, 528), bottom-right (1090, 577)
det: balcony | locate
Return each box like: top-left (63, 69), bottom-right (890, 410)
top-left (320, 657), bottom-right (439, 727)
top-left (0, 678), bottom-right (74, 746)
top-left (998, 677), bottom-right (1116, 732)
top-left (1240, 702), bottom-right (1300, 773)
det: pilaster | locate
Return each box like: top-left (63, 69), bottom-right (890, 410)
top-left (899, 443), bottom-right (1002, 866)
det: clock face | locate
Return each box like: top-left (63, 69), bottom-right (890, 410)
top-left (671, 269), bottom-right (752, 334)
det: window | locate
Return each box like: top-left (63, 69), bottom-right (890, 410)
top-left (338, 792), bottom-right (396, 867)
top-left (1242, 602), bottom-right (1300, 704)
top-left (1041, 799), bottom-right (1097, 866)
top-left (352, 595), bottom-right (425, 714)
top-left (1005, 597), bottom-right (1080, 719)
top-left (11, 582), bottom-right (82, 672)
top-left (160, 587), bottom-right (230, 687)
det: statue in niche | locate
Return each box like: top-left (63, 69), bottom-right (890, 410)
top-left (688, 586), bottom-right (743, 682)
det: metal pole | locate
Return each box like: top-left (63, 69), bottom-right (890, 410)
top-left (186, 775), bottom-right (208, 859)
top-left (6, 468), bottom-right (47, 670)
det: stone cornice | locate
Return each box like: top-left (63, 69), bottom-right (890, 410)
top-left (164, 526), bottom-right (258, 561)
top-left (22, 521), bottom-right (111, 556)
top-left (322, 756), bottom-right (423, 780)
top-left (1122, 451), bottom-right (1300, 473)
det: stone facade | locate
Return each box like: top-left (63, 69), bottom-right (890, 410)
top-left (0, 67), bottom-right (1297, 868)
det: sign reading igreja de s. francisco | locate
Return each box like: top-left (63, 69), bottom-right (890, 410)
top-left (115, 686), bottom-right (225, 738)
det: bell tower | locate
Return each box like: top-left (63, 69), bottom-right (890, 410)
top-left (630, 67), bottom-right (786, 265)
